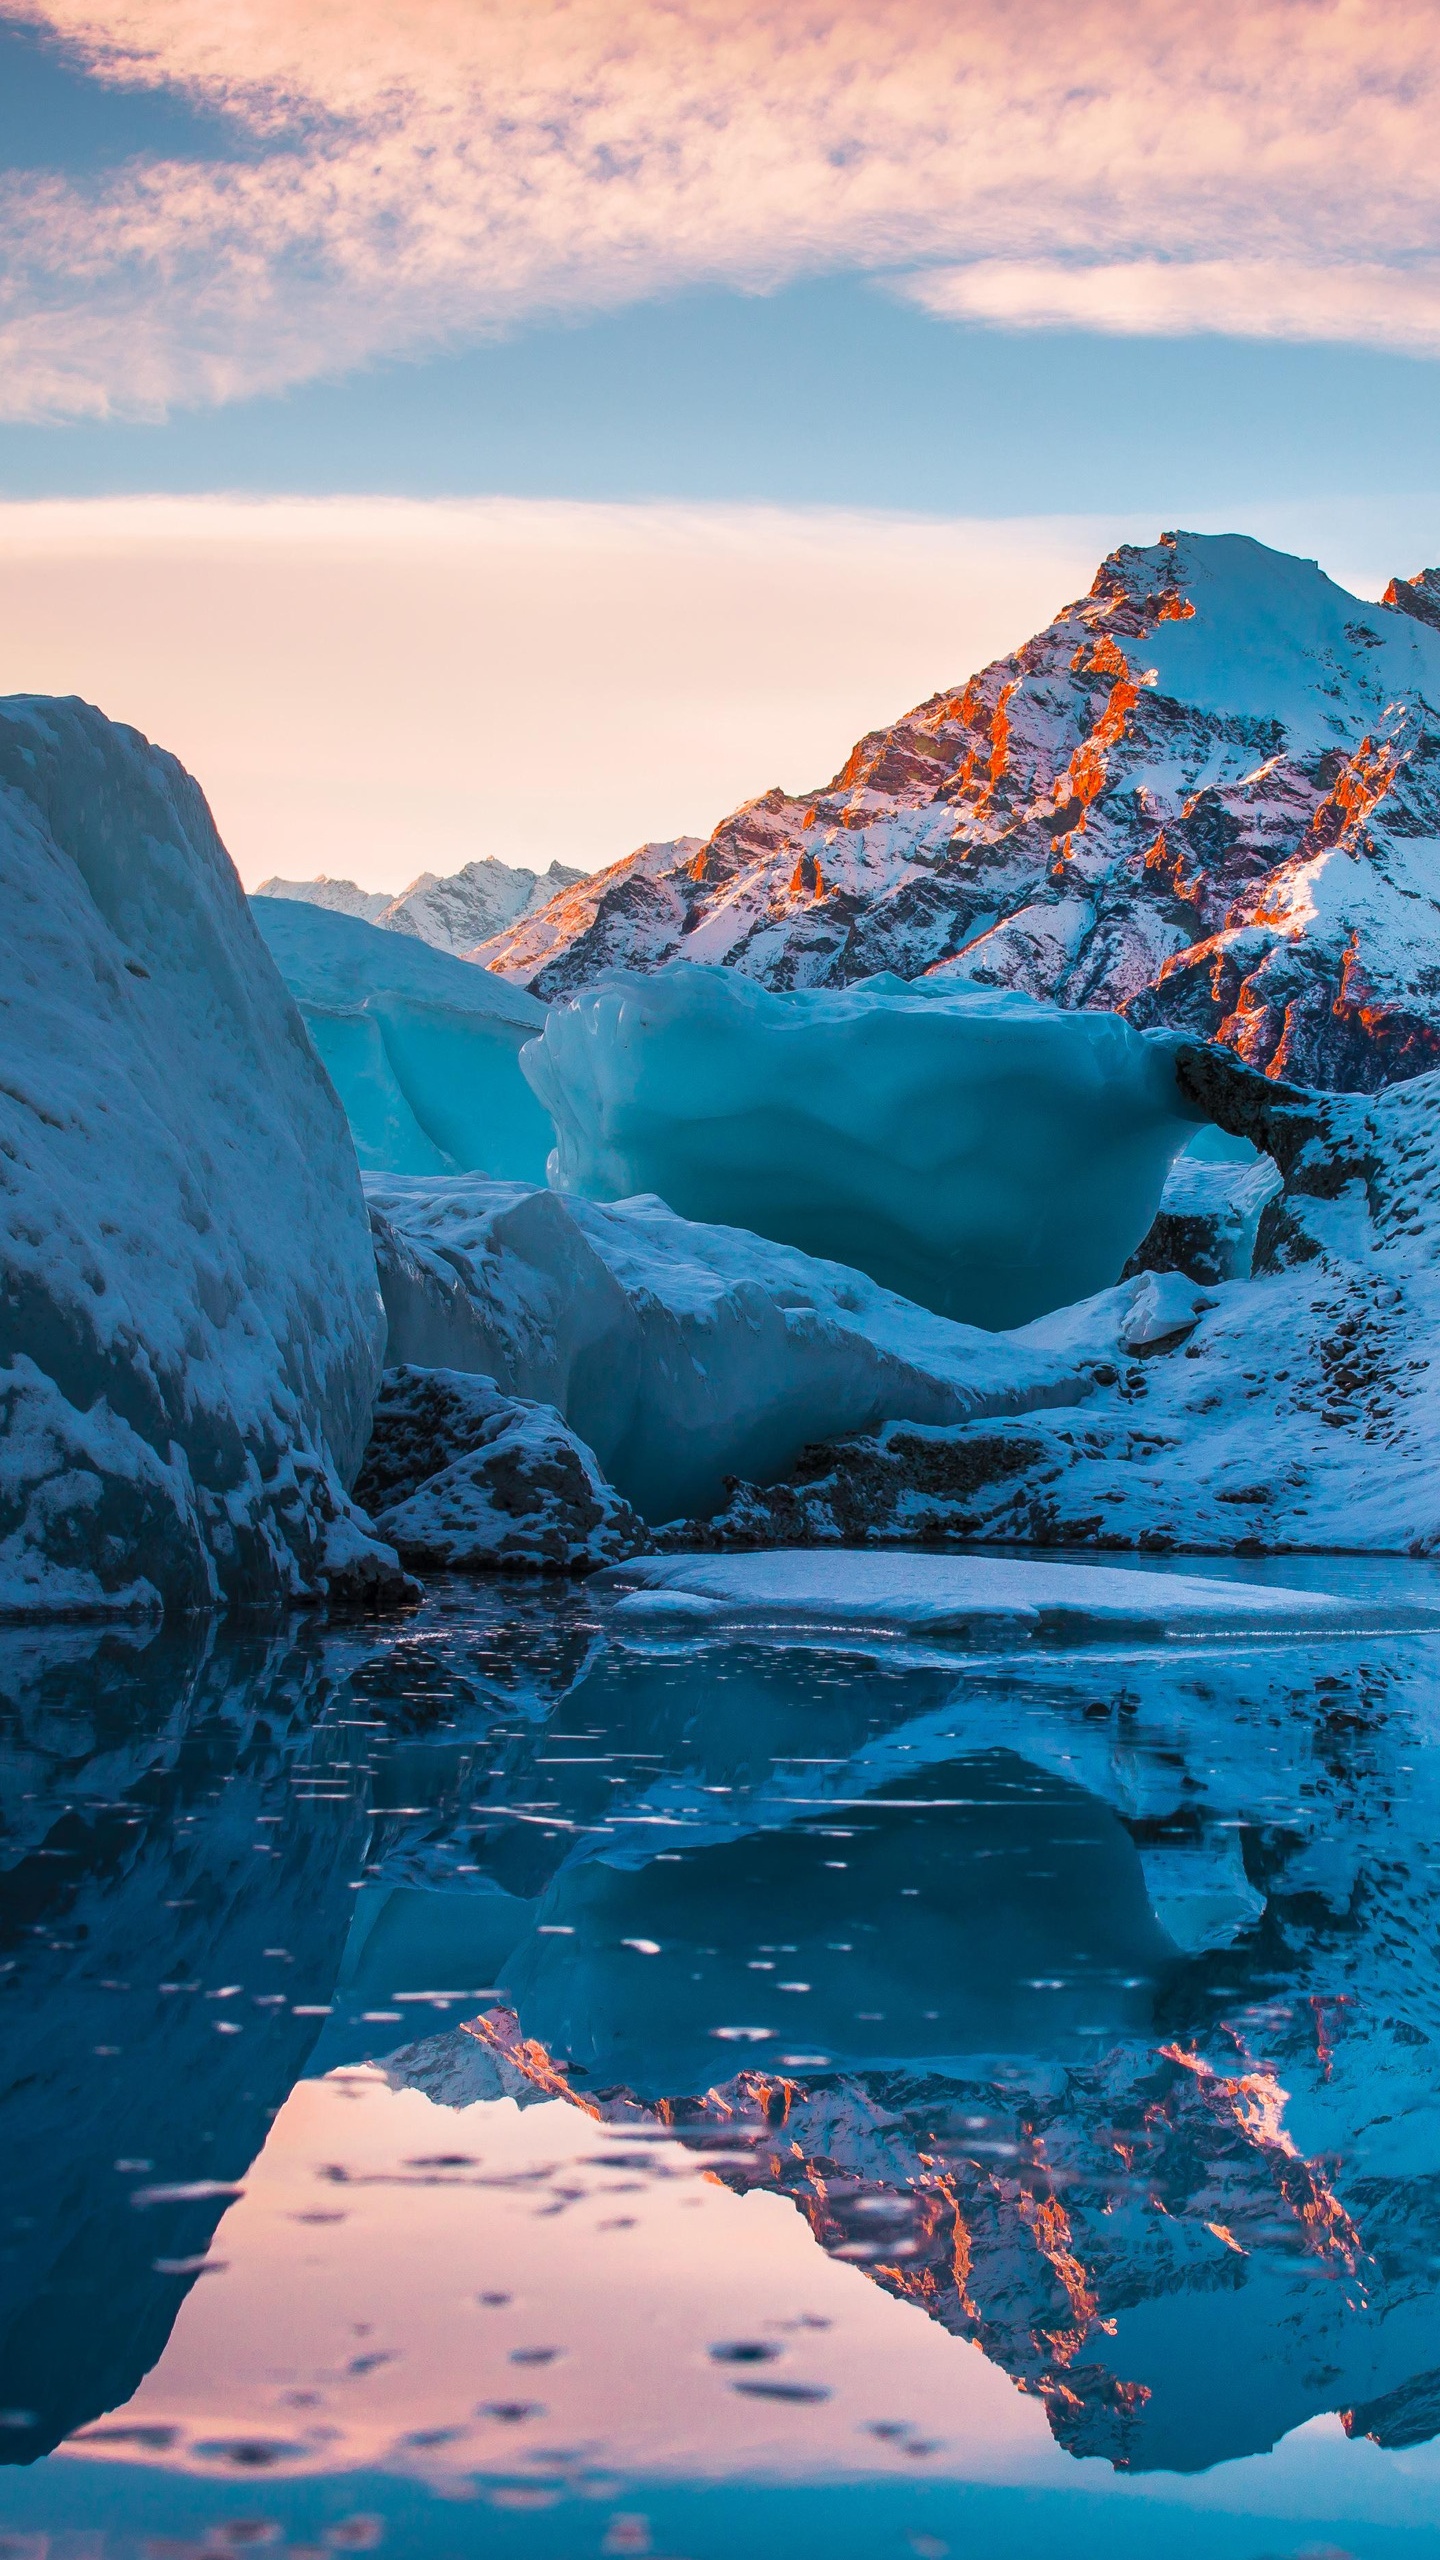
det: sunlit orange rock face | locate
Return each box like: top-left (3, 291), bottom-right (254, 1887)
top-left (474, 531), bottom-right (1440, 1095)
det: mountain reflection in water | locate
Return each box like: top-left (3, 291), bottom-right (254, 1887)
top-left (3, 1563), bottom-right (1440, 2546)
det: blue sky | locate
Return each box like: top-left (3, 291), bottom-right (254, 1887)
top-left (2, 275), bottom-right (1439, 527)
top-left (1, 1), bottom-right (1438, 887)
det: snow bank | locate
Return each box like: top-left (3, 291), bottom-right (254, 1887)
top-left (366, 1175), bottom-right (1086, 1520)
top-left (0, 696), bottom-right (403, 1618)
top-left (591, 1549), bottom-right (1433, 1641)
top-left (252, 896), bottom-right (553, 1181)
top-left (522, 963), bottom-right (1198, 1326)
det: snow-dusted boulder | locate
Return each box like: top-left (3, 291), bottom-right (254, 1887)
top-left (366, 1175), bottom-right (1086, 1521)
top-left (355, 1364), bottom-right (647, 1571)
top-left (252, 896), bottom-right (553, 1181)
top-left (522, 963), bottom-right (1198, 1326)
top-left (0, 696), bottom-right (402, 1619)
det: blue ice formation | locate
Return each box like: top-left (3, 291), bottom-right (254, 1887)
top-left (0, 698), bottom-right (397, 1618)
top-left (521, 963), bottom-right (1200, 1326)
top-left (253, 897), bottom-right (553, 1182)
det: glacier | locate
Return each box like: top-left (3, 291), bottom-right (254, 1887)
top-left (252, 895), bottom-right (553, 1182)
top-left (365, 1175), bottom-right (1086, 1521)
top-left (0, 696), bottom-right (403, 1619)
top-left (522, 962), bottom-right (1199, 1325)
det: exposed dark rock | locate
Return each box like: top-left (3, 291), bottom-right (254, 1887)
top-left (357, 1364), bottom-right (648, 1574)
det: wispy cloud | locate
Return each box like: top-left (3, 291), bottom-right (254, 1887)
top-left (899, 258), bottom-right (1440, 357)
top-left (5, 1), bottom-right (1440, 419)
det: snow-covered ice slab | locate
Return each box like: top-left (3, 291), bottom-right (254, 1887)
top-left (590, 1550), bottom-right (1440, 1643)
top-left (0, 699), bottom-right (402, 1618)
top-left (365, 1177), bottom-right (1086, 1521)
top-left (253, 897), bottom-right (553, 1182)
top-left (522, 963), bottom-right (1199, 1326)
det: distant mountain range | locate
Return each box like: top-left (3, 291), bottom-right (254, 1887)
top-left (256, 854), bottom-right (584, 956)
top-left (472, 535), bottom-right (1440, 1094)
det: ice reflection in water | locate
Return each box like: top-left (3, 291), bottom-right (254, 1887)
top-left (2, 1563), bottom-right (1440, 2552)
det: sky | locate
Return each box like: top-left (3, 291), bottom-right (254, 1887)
top-left (1, 0), bottom-right (1439, 889)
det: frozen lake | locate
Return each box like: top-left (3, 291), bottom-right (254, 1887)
top-left (4, 1551), bottom-right (1440, 2558)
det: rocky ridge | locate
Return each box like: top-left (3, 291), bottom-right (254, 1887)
top-left (475, 533), bottom-right (1440, 1095)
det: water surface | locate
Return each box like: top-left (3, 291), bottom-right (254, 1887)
top-left (3, 1558), bottom-right (1440, 2557)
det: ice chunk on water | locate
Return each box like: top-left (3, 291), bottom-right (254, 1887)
top-left (0, 698), bottom-right (402, 1618)
top-left (521, 964), bottom-right (1199, 1327)
top-left (253, 896), bottom-right (553, 1182)
top-left (589, 1550), bottom-right (1438, 1642)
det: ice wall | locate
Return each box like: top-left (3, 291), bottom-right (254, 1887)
top-left (253, 897), bottom-right (553, 1183)
top-left (0, 698), bottom-right (400, 1617)
top-left (522, 964), bottom-right (1200, 1327)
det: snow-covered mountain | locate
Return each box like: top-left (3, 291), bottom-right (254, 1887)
top-left (254, 872), bottom-right (392, 921)
top-left (384, 856), bottom-right (584, 953)
top-left (475, 534), bottom-right (1440, 1094)
top-left (257, 855), bottom-right (585, 955)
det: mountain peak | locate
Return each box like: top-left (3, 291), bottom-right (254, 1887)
top-left (472, 529), bottom-right (1440, 1094)
top-left (1384, 566), bottom-right (1440, 632)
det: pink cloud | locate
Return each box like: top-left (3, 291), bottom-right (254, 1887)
top-left (4, 1), bottom-right (1440, 417)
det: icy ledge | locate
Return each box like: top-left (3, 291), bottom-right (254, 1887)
top-left (590, 1549), bottom-right (1440, 1642)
